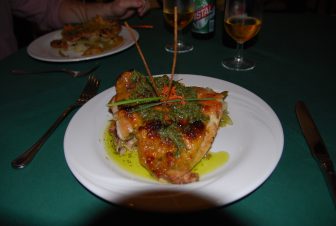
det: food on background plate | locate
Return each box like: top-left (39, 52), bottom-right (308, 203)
top-left (107, 70), bottom-right (232, 184)
top-left (50, 15), bottom-right (123, 57)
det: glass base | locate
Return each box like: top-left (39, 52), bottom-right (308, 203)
top-left (222, 57), bottom-right (256, 71)
top-left (165, 41), bottom-right (193, 53)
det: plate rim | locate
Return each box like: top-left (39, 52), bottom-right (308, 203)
top-left (63, 74), bottom-right (284, 212)
top-left (27, 26), bottom-right (139, 62)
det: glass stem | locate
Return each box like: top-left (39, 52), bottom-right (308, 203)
top-left (234, 43), bottom-right (244, 65)
top-left (177, 29), bottom-right (184, 46)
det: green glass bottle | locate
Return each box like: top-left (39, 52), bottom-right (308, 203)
top-left (192, 0), bottom-right (216, 40)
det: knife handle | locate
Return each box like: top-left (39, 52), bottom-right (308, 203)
top-left (320, 159), bottom-right (336, 207)
top-left (313, 141), bottom-right (336, 207)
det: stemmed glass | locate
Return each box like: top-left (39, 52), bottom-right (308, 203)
top-left (163, 0), bottom-right (195, 53)
top-left (222, 0), bottom-right (262, 71)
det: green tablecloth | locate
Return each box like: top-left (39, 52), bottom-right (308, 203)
top-left (1, 10), bottom-right (335, 225)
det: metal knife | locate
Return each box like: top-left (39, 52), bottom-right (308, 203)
top-left (295, 101), bottom-right (336, 207)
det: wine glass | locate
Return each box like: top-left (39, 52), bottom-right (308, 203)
top-left (222, 0), bottom-right (262, 71)
top-left (163, 0), bottom-right (195, 53)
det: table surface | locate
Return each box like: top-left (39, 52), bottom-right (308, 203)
top-left (1, 9), bottom-right (335, 225)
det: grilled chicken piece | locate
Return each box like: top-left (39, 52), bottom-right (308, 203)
top-left (108, 71), bottom-right (229, 184)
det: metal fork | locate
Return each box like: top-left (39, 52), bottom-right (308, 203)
top-left (11, 76), bottom-right (100, 169)
top-left (11, 64), bottom-right (99, 78)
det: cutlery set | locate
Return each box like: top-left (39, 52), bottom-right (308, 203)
top-left (10, 66), bottom-right (336, 207)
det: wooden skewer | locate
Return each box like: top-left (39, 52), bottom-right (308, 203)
top-left (167, 6), bottom-right (178, 99)
top-left (124, 22), bottom-right (160, 97)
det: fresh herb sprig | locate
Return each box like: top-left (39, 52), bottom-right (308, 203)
top-left (131, 98), bottom-right (216, 112)
top-left (108, 96), bottom-right (161, 107)
top-left (107, 97), bottom-right (217, 112)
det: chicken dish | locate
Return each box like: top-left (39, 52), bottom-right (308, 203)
top-left (50, 15), bottom-right (123, 56)
top-left (107, 70), bottom-right (231, 184)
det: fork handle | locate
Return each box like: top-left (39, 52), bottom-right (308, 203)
top-left (11, 104), bottom-right (78, 169)
top-left (11, 69), bottom-right (66, 75)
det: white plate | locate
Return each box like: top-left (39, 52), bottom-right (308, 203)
top-left (64, 74), bottom-right (284, 212)
top-left (27, 26), bottom-right (139, 62)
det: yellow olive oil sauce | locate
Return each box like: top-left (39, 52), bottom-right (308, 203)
top-left (104, 127), bottom-right (229, 181)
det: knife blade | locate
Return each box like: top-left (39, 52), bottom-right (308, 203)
top-left (295, 101), bottom-right (336, 207)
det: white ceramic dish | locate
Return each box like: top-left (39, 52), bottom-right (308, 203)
top-left (27, 26), bottom-right (138, 62)
top-left (64, 74), bottom-right (284, 212)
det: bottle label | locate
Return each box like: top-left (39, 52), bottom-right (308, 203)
top-left (192, 0), bottom-right (215, 34)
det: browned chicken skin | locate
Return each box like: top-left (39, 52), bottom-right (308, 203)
top-left (108, 71), bottom-right (228, 184)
